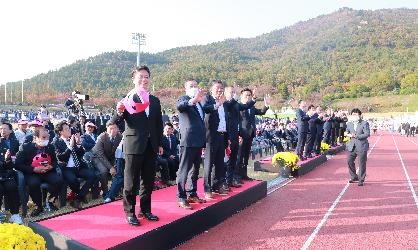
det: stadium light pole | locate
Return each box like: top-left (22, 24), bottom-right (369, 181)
top-left (131, 33), bottom-right (146, 66)
top-left (4, 83), bottom-right (6, 104)
top-left (21, 80), bottom-right (24, 103)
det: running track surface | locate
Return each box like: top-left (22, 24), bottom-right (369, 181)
top-left (178, 132), bottom-right (418, 250)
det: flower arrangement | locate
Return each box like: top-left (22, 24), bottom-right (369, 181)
top-left (320, 142), bottom-right (330, 153)
top-left (272, 152), bottom-right (300, 176)
top-left (0, 223), bottom-right (46, 250)
top-left (343, 136), bottom-right (350, 143)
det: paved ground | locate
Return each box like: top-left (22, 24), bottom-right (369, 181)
top-left (177, 132), bottom-right (418, 250)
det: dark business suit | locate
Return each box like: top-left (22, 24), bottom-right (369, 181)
top-left (224, 98), bottom-right (255, 184)
top-left (295, 108), bottom-right (310, 158)
top-left (112, 93), bottom-right (163, 216)
top-left (313, 116), bottom-right (325, 154)
top-left (346, 119), bottom-right (370, 182)
top-left (304, 113), bottom-right (319, 156)
top-left (202, 95), bottom-right (230, 192)
top-left (322, 115), bottom-right (332, 144)
top-left (81, 133), bottom-right (96, 152)
top-left (176, 95), bottom-right (205, 200)
top-left (53, 137), bottom-right (95, 200)
top-left (161, 134), bottom-right (179, 181)
top-left (238, 105), bottom-right (268, 179)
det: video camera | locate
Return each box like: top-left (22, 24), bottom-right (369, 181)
top-left (64, 90), bottom-right (90, 116)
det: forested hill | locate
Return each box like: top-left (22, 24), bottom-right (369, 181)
top-left (5, 7), bottom-right (418, 107)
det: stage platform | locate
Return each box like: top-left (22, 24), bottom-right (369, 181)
top-left (324, 144), bottom-right (346, 155)
top-left (254, 154), bottom-right (327, 177)
top-left (29, 179), bottom-right (267, 250)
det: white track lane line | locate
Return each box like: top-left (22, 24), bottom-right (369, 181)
top-left (392, 134), bottom-right (418, 209)
top-left (406, 137), bottom-right (418, 147)
top-left (301, 135), bottom-right (381, 250)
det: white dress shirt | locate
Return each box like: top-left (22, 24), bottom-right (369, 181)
top-left (216, 101), bottom-right (227, 132)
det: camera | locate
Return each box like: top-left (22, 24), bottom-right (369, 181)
top-left (64, 90), bottom-right (89, 116)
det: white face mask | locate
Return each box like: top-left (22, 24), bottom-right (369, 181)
top-left (39, 140), bottom-right (49, 147)
top-left (186, 87), bottom-right (198, 98)
top-left (351, 115), bottom-right (360, 122)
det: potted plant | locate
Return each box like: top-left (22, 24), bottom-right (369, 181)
top-left (272, 152), bottom-right (300, 178)
top-left (0, 223), bottom-right (46, 250)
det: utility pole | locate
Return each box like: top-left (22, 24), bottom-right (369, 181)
top-left (131, 33), bottom-right (146, 67)
top-left (21, 80), bottom-right (24, 103)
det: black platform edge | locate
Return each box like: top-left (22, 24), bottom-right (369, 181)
top-left (254, 160), bottom-right (279, 173)
top-left (28, 221), bottom-right (94, 250)
top-left (294, 154), bottom-right (327, 177)
top-left (325, 144), bottom-right (346, 155)
top-left (29, 181), bottom-right (267, 250)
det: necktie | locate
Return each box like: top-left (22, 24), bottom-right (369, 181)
top-left (68, 140), bottom-right (81, 169)
top-left (110, 137), bottom-right (115, 147)
top-left (167, 136), bottom-right (172, 149)
top-left (139, 91), bottom-right (149, 103)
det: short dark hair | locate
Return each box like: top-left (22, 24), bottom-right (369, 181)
top-left (1, 122), bottom-right (13, 131)
top-left (34, 127), bottom-right (48, 138)
top-left (350, 108), bottom-right (362, 115)
top-left (164, 122), bottom-right (173, 128)
top-left (211, 80), bottom-right (224, 87)
top-left (241, 88), bottom-right (252, 95)
top-left (54, 120), bottom-right (69, 135)
top-left (298, 99), bottom-right (304, 105)
top-left (131, 66), bottom-right (151, 78)
top-left (106, 120), bottom-right (117, 127)
top-left (307, 105), bottom-right (315, 110)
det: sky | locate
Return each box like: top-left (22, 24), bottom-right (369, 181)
top-left (0, 0), bottom-right (417, 85)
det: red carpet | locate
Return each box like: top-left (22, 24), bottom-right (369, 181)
top-left (37, 179), bottom-right (261, 250)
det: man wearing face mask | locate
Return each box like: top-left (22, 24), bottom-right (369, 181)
top-left (224, 86), bottom-right (255, 188)
top-left (176, 79), bottom-right (206, 209)
top-left (15, 127), bottom-right (63, 217)
top-left (112, 66), bottom-right (163, 226)
top-left (345, 108), bottom-right (370, 186)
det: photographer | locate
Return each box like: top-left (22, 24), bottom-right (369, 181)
top-left (65, 91), bottom-right (89, 116)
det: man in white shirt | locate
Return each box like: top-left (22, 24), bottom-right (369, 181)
top-left (53, 121), bottom-right (96, 208)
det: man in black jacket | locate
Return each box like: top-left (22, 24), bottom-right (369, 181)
top-left (161, 122), bottom-right (179, 184)
top-left (53, 121), bottom-right (95, 209)
top-left (112, 66), bottom-right (163, 226)
top-left (237, 88), bottom-right (269, 181)
top-left (304, 105), bottom-right (318, 158)
top-left (295, 100), bottom-right (311, 160)
top-left (176, 79), bottom-right (206, 209)
top-left (224, 86), bottom-right (255, 187)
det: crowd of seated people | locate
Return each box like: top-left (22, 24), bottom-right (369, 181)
top-left (0, 109), bottom-right (181, 221)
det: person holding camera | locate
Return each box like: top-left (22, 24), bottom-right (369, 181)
top-left (15, 127), bottom-right (64, 217)
top-left (53, 121), bottom-right (96, 209)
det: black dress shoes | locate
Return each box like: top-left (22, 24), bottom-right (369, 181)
top-left (178, 200), bottom-right (193, 210)
top-left (349, 178), bottom-right (359, 183)
top-left (139, 212), bottom-right (160, 221)
top-left (358, 181), bottom-right (364, 186)
top-left (126, 216), bottom-right (140, 226)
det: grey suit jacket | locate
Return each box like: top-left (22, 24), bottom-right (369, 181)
top-left (92, 132), bottom-right (122, 172)
top-left (345, 119), bottom-right (370, 152)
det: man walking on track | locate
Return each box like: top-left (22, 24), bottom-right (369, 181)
top-left (345, 108), bottom-right (370, 186)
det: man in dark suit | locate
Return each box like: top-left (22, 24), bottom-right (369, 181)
top-left (161, 122), bottom-right (179, 184)
top-left (224, 86), bottom-right (255, 187)
top-left (313, 106), bottom-right (325, 155)
top-left (346, 108), bottom-right (370, 186)
top-left (113, 66), bottom-right (163, 226)
top-left (81, 122), bottom-right (97, 153)
top-left (295, 100), bottom-right (311, 160)
top-left (304, 105), bottom-right (318, 158)
top-left (202, 80), bottom-right (236, 197)
top-left (237, 88), bottom-right (269, 181)
top-left (53, 121), bottom-right (96, 209)
top-left (176, 79), bottom-right (206, 209)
